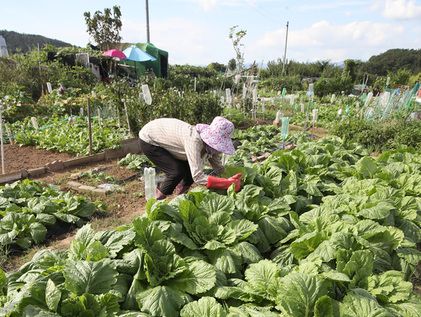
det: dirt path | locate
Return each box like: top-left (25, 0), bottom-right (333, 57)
top-left (289, 124), bottom-right (329, 138)
top-left (39, 160), bottom-right (147, 226)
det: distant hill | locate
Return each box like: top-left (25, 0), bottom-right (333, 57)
top-left (363, 48), bottom-right (421, 75)
top-left (0, 30), bottom-right (73, 54)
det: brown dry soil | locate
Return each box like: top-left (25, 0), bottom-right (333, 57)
top-left (3, 144), bottom-right (74, 174)
top-left (289, 124), bottom-right (329, 138)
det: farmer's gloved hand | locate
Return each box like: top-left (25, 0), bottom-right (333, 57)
top-left (228, 173), bottom-right (242, 192)
top-left (207, 173), bottom-right (242, 192)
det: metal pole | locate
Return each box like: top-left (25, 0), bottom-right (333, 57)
top-left (87, 99), bottom-right (93, 156)
top-left (38, 43), bottom-right (43, 95)
top-left (146, 0), bottom-right (150, 43)
top-left (281, 21), bottom-right (289, 76)
top-left (0, 103), bottom-right (4, 174)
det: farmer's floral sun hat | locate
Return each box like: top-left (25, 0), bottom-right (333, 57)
top-left (196, 116), bottom-right (235, 155)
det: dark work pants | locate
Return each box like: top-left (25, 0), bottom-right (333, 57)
top-left (139, 139), bottom-right (194, 195)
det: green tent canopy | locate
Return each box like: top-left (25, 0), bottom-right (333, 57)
top-left (118, 42), bottom-right (168, 78)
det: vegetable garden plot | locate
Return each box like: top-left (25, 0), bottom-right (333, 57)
top-left (289, 103), bottom-right (345, 130)
top-left (0, 179), bottom-right (100, 251)
top-left (3, 144), bottom-right (73, 174)
top-left (10, 116), bottom-right (130, 156)
top-left (1, 138), bottom-right (420, 316)
top-left (228, 125), bottom-right (309, 165)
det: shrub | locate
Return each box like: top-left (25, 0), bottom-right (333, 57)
top-left (331, 119), bottom-right (421, 151)
top-left (314, 76), bottom-right (353, 97)
top-left (258, 76), bottom-right (303, 93)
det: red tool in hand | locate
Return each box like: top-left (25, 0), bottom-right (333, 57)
top-left (207, 173), bottom-right (242, 192)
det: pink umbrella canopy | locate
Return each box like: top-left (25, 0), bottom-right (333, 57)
top-left (102, 49), bottom-right (126, 60)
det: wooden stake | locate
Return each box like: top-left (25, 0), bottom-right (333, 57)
top-left (87, 99), bottom-right (93, 156)
top-left (0, 104), bottom-right (5, 174)
top-left (124, 100), bottom-right (131, 136)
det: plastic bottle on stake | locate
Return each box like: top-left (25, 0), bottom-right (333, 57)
top-left (226, 88), bottom-right (232, 107)
top-left (290, 95), bottom-right (295, 105)
top-left (281, 117), bottom-right (289, 141)
top-left (307, 84), bottom-right (314, 99)
top-left (144, 167), bottom-right (156, 200)
top-left (364, 92), bottom-right (373, 108)
top-left (282, 87), bottom-right (287, 97)
top-left (345, 105), bottom-right (350, 116)
top-left (312, 109), bottom-right (318, 127)
top-left (141, 84), bottom-right (152, 105)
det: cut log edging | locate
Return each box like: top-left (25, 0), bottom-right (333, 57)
top-left (0, 138), bottom-right (141, 185)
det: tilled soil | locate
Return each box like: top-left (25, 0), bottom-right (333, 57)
top-left (39, 160), bottom-right (146, 221)
top-left (3, 144), bottom-right (74, 173)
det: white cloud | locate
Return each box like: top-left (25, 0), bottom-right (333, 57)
top-left (372, 0), bottom-right (421, 19)
top-left (295, 0), bottom-right (370, 11)
top-left (120, 15), bottom-right (420, 64)
top-left (254, 20), bottom-right (412, 62)
top-left (182, 0), bottom-right (276, 11)
top-left (121, 17), bottom-right (227, 64)
top-left (199, 0), bottom-right (218, 11)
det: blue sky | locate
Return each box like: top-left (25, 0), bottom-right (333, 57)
top-left (1, 0), bottom-right (420, 65)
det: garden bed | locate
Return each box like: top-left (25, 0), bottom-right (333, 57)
top-left (3, 144), bottom-right (74, 174)
top-left (0, 138), bottom-right (142, 184)
top-left (3, 160), bottom-right (147, 271)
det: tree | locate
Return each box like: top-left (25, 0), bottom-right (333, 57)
top-left (84, 6), bottom-right (122, 51)
top-left (316, 60), bottom-right (330, 74)
top-left (207, 62), bottom-right (226, 73)
top-left (363, 49), bottom-right (421, 76)
top-left (228, 58), bottom-right (237, 72)
top-left (408, 72), bottom-right (421, 86)
top-left (343, 59), bottom-right (359, 82)
top-left (391, 68), bottom-right (411, 86)
top-left (228, 25), bottom-right (247, 73)
top-left (248, 61), bottom-right (258, 76)
top-left (372, 76), bottom-right (386, 94)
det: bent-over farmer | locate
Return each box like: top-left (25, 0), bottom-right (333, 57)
top-left (139, 116), bottom-right (241, 199)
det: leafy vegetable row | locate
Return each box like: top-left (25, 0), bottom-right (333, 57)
top-left (0, 138), bottom-right (420, 316)
top-left (118, 154), bottom-right (154, 171)
top-left (0, 179), bottom-right (99, 250)
top-left (228, 125), bottom-right (307, 165)
top-left (11, 116), bottom-right (130, 155)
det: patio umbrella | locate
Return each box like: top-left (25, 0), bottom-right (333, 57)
top-left (103, 49), bottom-right (127, 77)
top-left (123, 45), bottom-right (156, 62)
top-left (102, 49), bottom-right (126, 60)
top-left (123, 45), bottom-right (156, 77)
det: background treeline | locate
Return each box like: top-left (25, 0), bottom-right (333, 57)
top-left (0, 30), bottom-right (71, 54)
top-left (258, 48), bottom-right (421, 96)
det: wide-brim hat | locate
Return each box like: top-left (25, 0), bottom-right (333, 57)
top-left (196, 116), bottom-right (235, 155)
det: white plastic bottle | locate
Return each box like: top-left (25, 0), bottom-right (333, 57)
top-left (144, 167), bottom-right (150, 199)
top-left (149, 168), bottom-right (156, 195)
top-left (144, 167), bottom-right (156, 200)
